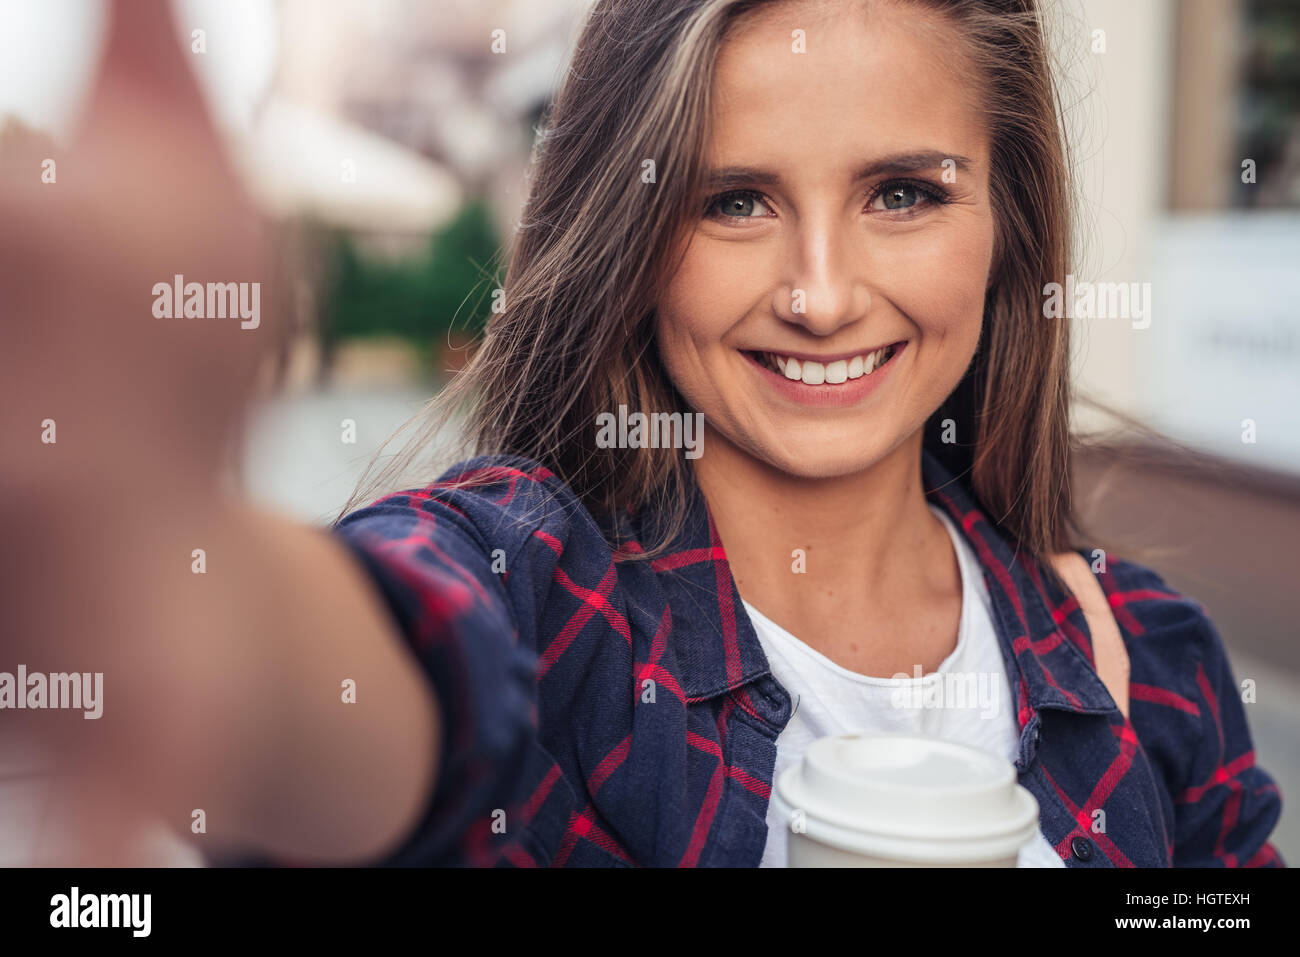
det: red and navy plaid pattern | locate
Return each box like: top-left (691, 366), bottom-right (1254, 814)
top-left (332, 449), bottom-right (1285, 867)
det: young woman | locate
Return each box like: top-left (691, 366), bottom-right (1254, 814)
top-left (0, 0), bottom-right (1283, 867)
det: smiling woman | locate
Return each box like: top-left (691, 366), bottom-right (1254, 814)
top-left (349, 0), bottom-right (1072, 566)
top-left (329, 0), bottom-right (1280, 869)
top-left (2, 0), bottom-right (1282, 873)
top-left (662, 1), bottom-right (995, 483)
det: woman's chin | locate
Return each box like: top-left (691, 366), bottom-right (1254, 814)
top-left (746, 440), bottom-right (903, 481)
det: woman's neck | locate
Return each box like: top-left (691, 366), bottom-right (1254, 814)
top-left (692, 427), bottom-right (962, 675)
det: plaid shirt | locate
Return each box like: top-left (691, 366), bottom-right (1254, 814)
top-left (332, 449), bottom-right (1285, 868)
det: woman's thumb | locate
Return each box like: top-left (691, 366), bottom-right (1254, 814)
top-left (77, 0), bottom-right (223, 152)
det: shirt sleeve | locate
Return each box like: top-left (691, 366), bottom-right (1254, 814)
top-left (1172, 613), bottom-right (1285, 867)
top-left (329, 483), bottom-right (541, 867)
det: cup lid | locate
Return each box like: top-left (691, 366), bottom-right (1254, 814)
top-left (770, 733), bottom-right (1040, 863)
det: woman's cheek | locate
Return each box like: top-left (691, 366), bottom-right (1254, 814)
top-left (883, 223), bottom-right (990, 343)
top-left (656, 246), bottom-right (754, 380)
top-left (654, 300), bottom-right (719, 413)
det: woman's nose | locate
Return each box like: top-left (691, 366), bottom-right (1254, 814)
top-left (771, 220), bottom-right (872, 335)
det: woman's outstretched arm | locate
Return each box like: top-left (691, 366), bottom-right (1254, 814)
top-left (6, 494), bottom-right (444, 866)
top-left (0, 0), bottom-right (446, 865)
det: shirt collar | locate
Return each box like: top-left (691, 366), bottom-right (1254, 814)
top-left (636, 448), bottom-right (1116, 719)
top-left (917, 448), bottom-right (1117, 720)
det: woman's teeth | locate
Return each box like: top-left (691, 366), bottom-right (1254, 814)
top-left (760, 344), bottom-right (896, 385)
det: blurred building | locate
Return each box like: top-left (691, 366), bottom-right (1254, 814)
top-left (1066, 0), bottom-right (1300, 475)
top-left (276, 0), bottom-right (592, 246)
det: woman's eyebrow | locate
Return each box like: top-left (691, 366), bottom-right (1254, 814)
top-left (853, 151), bottom-right (973, 179)
top-left (704, 151), bottom-right (973, 190)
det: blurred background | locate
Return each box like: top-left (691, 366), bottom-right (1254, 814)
top-left (0, 0), bottom-right (1297, 863)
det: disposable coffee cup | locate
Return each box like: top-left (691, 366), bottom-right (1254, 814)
top-left (770, 732), bottom-right (1039, 867)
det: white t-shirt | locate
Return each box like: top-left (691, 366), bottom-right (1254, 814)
top-left (744, 505), bottom-right (1065, 868)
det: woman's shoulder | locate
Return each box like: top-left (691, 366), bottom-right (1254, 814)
top-left (1085, 551), bottom-right (1241, 704)
top-left (1090, 551), bottom-right (1212, 638)
top-left (1089, 554), bottom-right (1284, 866)
top-left (336, 452), bottom-right (608, 565)
top-left (342, 452), bottom-right (576, 520)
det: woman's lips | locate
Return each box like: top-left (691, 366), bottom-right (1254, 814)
top-left (741, 341), bottom-right (906, 407)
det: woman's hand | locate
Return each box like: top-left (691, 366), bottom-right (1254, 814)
top-left (0, 1), bottom-right (441, 867)
top-left (0, 0), bottom-right (278, 858)
top-left (0, 0), bottom-right (276, 507)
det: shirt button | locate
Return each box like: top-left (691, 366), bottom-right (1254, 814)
top-left (1071, 836), bottom-right (1094, 862)
top-left (1033, 726), bottom-right (1041, 748)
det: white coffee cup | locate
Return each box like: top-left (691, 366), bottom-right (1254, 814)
top-left (770, 732), bottom-right (1040, 867)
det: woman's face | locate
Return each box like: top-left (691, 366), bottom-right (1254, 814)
top-left (656, 0), bottom-right (995, 479)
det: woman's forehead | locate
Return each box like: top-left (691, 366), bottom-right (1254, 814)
top-left (709, 5), bottom-right (987, 176)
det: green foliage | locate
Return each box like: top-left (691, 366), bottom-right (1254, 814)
top-left (324, 198), bottom-right (502, 346)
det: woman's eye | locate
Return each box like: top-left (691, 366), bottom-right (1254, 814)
top-left (707, 190), bottom-right (772, 220)
top-left (869, 181), bottom-right (944, 214)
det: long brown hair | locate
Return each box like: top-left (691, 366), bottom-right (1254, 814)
top-left (344, 0), bottom-right (1092, 567)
